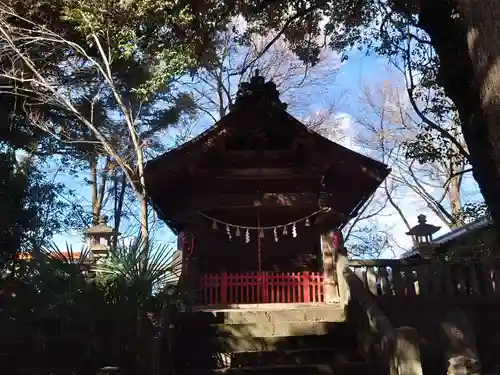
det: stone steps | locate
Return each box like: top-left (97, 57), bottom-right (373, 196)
top-left (229, 347), bottom-right (365, 366)
top-left (174, 306), bottom-right (364, 375)
top-left (208, 322), bottom-right (358, 353)
top-left (201, 305), bottom-right (345, 325)
top-left (178, 306), bottom-right (349, 343)
top-left (184, 362), bottom-right (370, 375)
top-left (178, 328), bottom-right (362, 370)
top-left (213, 321), bottom-right (341, 338)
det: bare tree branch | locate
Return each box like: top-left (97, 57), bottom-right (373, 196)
top-left (234, 1), bottom-right (328, 76)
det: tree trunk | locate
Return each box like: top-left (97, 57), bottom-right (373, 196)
top-left (90, 156), bottom-right (98, 225)
top-left (90, 155), bottom-right (110, 225)
top-left (112, 171), bottom-right (126, 249)
top-left (136, 146), bottom-right (149, 268)
top-left (447, 175), bottom-right (462, 226)
top-left (418, 0), bottom-right (500, 239)
top-left (139, 192), bottom-right (149, 260)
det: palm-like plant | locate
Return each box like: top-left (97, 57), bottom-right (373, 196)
top-left (93, 235), bottom-right (184, 375)
top-left (94, 235), bottom-right (181, 293)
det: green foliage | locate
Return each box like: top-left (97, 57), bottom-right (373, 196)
top-left (32, 0), bottom-right (226, 98)
top-left (404, 127), bottom-right (464, 164)
top-left (0, 151), bottom-right (34, 265)
top-left (1, 0), bottom-right (202, 145)
top-left (346, 225), bottom-right (389, 258)
top-left (0, 150), bottom-right (74, 266)
top-left (47, 56), bottom-right (197, 162)
top-left (0, 236), bottom-right (183, 375)
top-left (436, 202), bottom-right (494, 261)
top-left (438, 226), bottom-right (496, 261)
top-left (1, 0), bottom-right (204, 236)
top-left (454, 202), bottom-right (490, 225)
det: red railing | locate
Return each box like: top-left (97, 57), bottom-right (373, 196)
top-left (198, 271), bottom-right (325, 305)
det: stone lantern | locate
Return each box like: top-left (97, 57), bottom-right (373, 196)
top-left (406, 214), bottom-right (441, 259)
top-left (84, 215), bottom-right (119, 262)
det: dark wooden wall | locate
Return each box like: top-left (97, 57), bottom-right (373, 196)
top-left (192, 217), bottom-right (321, 274)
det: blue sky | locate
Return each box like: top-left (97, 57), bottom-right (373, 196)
top-left (330, 51), bottom-right (482, 253)
top-left (335, 52), bottom-right (386, 92)
top-left (50, 48), bottom-right (483, 257)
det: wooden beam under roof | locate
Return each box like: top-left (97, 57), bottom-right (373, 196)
top-left (191, 174), bottom-right (367, 196)
top-left (223, 150), bottom-right (296, 158)
top-left (199, 147), bottom-right (331, 171)
top-left (170, 203), bottom-right (347, 229)
top-left (191, 176), bottom-right (324, 194)
top-left (198, 158), bottom-right (297, 169)
top-left (193, 165), bottom-right (328, 177)
top-left (186, 192), bottom-right (328, 210)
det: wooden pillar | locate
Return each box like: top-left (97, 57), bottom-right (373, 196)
top-left (178, 229), bottom-right (199, 303)
top-left (390, 326), bottom-right (424, 375)
top-left (440, 308), bottom-right (481, 375)
top-left (321, 231), bottom-right (338, 304)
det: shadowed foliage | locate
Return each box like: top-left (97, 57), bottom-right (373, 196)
top-left (0, 236), bottom-right (184, 375)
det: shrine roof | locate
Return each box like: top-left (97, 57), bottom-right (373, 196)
top-left (145, 99), bottom-right (389, 178)
top-left (144, 72), bottom-right (391, 232)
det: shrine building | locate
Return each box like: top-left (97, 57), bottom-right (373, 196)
top-left (144, 71), bottom-right (391, 307)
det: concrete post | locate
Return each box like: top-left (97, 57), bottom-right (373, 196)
top-left (390, 326), bottom-right (424, 375)
top-left (440, 308), bottom-right (481, 375)
top-left (332, 230), bottom-right (349, 308)
top-left (320, 232), bottom-right (337, 304)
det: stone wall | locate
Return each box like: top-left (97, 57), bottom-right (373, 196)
top-left (379, 302), bottom-right (500, 374)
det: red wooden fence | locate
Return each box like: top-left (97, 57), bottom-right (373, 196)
top-left (198, 271), bottom-right (325, 305)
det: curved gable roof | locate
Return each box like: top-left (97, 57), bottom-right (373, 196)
top-left (144, 79), bottom-right (390, 233)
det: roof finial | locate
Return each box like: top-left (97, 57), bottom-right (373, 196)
top-left (229, 69), bottom-right (287, 111)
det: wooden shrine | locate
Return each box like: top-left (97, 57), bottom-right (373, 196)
top-left (144, 71), bottom-right (391, 307)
